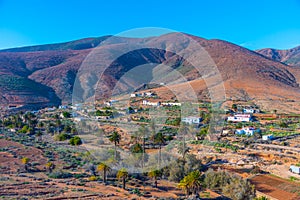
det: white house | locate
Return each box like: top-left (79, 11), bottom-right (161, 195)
top-left (142, 100), bottom-right (160, 106)
top-left (145, 92), bottom-right (155, 97)
top-left (131, 92), bottom-right (154, 98)
top-left (59, 105), bottom-right (68, 109)
top-left (228, 114), bottom-right (252, 122)
top-left (105, 101), bottom-right (112, 107)
top-left (47, 107), bottom-right (56, 112)
top-left (161, 102), bottom-right (182, 106)
top-left (243, 108), bottom-right (260, 114)
top-left (235, 127), bottom-right (259, 136)
top-left (262, 134), bottom-right (274, 141)
top-left (182, 116), bottom-right (202, 125)
top-left (290, 165), bottom-right (300, 174)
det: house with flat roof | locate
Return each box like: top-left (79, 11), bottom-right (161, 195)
top-left (182, 116), bottom-right (202, 125)
top-left (235, 127), bottom-right (260, 136)
top-left (228, 114), bottom-right (252, 122)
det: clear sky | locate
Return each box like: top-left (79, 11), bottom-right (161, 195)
top-left (0, 0), bottom-right (300, 50)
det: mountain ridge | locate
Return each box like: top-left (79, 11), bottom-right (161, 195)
top-left (0, 33), bottom-right (299, 112)
top-left (256, 45), bottom-right (300, 67)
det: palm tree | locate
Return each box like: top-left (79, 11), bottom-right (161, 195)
top-left (177, 142), bottom-right (190, 161)
top-left (153, 132), bottom-right (165, 168)
top-left (137, 125), bottom-right (149, 167)
top-left (178, 124), bottom-right (192, 161)
top-left (178, 170), bottom-right (202, 198)
top-left (117, 168), bottom-right (129, 190)
top-left (108, 131), bottom-right (121, 159)
top-left (97, 163), bottom-right (111, 184)
top-left (148, 169), bottom-right (162, 188)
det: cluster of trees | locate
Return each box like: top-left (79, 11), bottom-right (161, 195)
top-left (92, 162), bottom-right (163, 190)
top-left (95, 109), bottom-right (113, 117)
top-left (3, 112), bottom-right (37, 134)
top-left (172, 167), bottom-right (256, 199)
top-left (2, 111), bottom-right (79, 143)
top-left (204, 169), bottom-right (256, 200)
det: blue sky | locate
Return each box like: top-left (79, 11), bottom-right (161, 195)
top-left (0, 0), bottom-right (300, 50)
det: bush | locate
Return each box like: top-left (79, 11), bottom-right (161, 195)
top-left (88, 175), bottom-right (98, 181)
top-left (62, 111), bottom-right (71, 118)
top-left (204, 169), bottom-right (255, 200)
top-left (130, 143), bottom-right (143, 153)
top-left (55, 133), bottom-right (71, 141)
top-left (48, 171), bottom-right (73, 179)
top-left (69, 136), bottom-right (82, 146)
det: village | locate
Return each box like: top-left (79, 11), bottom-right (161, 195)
top-left (1, 90), bottom-right (300, 199)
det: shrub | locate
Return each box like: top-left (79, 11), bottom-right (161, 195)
top-left (48, 171), bottom-right (73, 179)
top-left (88, 175), bottom-right (98, 181)
top-left (55, 133), bottom-right (71, 141)
top-left (69, 136), bottom-right (82, 146)
top-left (204, 169), bottom-right (255, 200)
top-left (62, 111), bottom-right (71, 118)
top-left (130, 143), bottom-right (143, 153)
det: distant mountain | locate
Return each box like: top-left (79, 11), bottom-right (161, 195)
top-left (0, 33), bottom-right (299, 112)
top-left (0, 36), bottom-right (111, 52)
top-left (256, 46), bottom-right (300, 67)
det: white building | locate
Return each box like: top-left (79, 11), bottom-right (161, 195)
top-left (47, 107), bottom-right (56, 112)
top-left (142, 100), bottom-right (160, 106)
top-left (59, 105), bottom-right (68, 109)
top-left (131, 92), bottom-right (155, 98)
top-left (235, 127), bottom-right (259, 136)
top-left (145, 92), bottom-right (154, 97)
top-left (161, 102), bottom-right (182, 106)
top-left (228, 114), bottom-right (252, 122)
top-left (243, 108), bottom-right (260, 114)
top-left (182, 116), bottom-right (202, 125)
top-left (262, 134), bottom-right (274, 141)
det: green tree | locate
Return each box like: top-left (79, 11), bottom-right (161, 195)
top-left (222, 177), bottom-right (255, 200)
top-left (62, 111), bottom-right (71, 118)
top-left (148, 169), bottom-right (162, 188)
top-left (197, 127), bottom-right (208, 140)
top-left (130, 143), bottom-right (143, 153)
top-left (232, 104), bottom-right (237, 111)
top-left (108, 131), bottom-right (121, 159)
top-left (97, 163), bottom-right (111, 184)
top-left (117, 168), bottom-right (129, 190)
top-left (19, 125), bottom-right (29, 133)
top-left (153, 132), bottom-right (166, 168)
top-left (137, 125), bottom-right (148, 167)
top-left (178, 170), bottom-right (203, 198)
top-left (69, 136), bottom-right (82, 145)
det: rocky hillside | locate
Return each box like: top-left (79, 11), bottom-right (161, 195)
top-left (0, 33), bottom-right (299, 112)
top-left (256, 46), bottom-right (300, 67)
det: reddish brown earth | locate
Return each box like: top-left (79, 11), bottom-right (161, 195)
top-left (0, 139), bottom-right (48, 173)
top-left (0, 33), bottom-right (299, 112)
top-left (250, 174), bottom-right (300, 200)
top-left (257, 46), bottom-right (300, 67)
